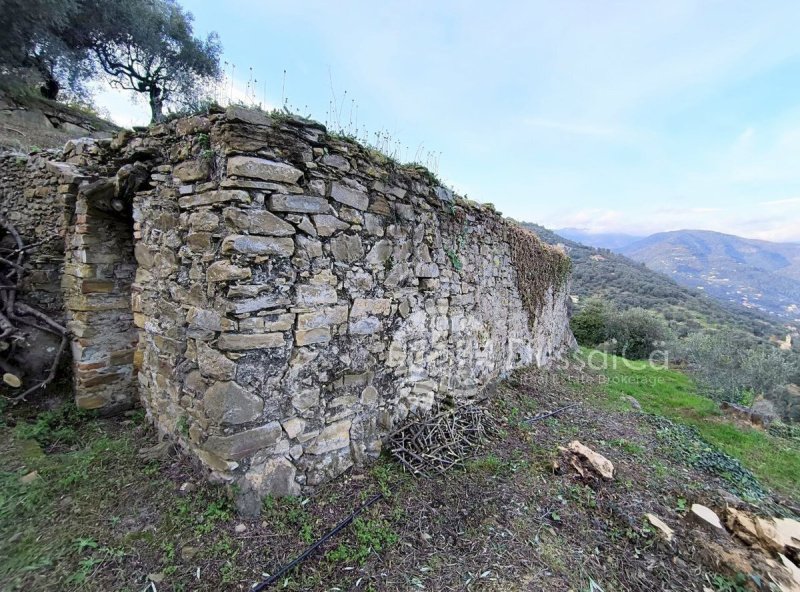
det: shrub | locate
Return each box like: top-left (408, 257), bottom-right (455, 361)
top-left (606, 307), bottom-right (671, 360)
top-left (679, 330), bottom-right (799, 407)
top-left (570, 298), bottom-right (610, 346)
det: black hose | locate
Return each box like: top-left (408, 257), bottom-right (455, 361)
top-left (251, 492), bottom-right (384, 591)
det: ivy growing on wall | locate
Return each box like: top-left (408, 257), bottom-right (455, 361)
top-left (507, 223), bottom-right (572, 329)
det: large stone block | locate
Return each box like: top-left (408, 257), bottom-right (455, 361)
top-left (243, 457), bottom-right (301, 498)
top-left (204, 422), bottom-right (283, 460)
top-left (295, 284), bottom-right (338, 306)
top-left (227, 156), bottom-right (303, 184)
top-left (330, 182), bottom-right (369, 210)
top-left (173, 160), bottom-right (210, 182)
top-left (206, 261), bottom-right (252, 282)
top-left (221, 235), bottom-right (295, 257)
top-left (297, 306), bottom-right (348, 330)
top-left (330, 234), bottom-right (364, 263)
top-left (269, 195), bottom-right (332, 214)
top-left (224, 207), bottom-right (295, 236)
top-left (203, 381), bottom-right (264, 424)
top-left (179, 190), bottom-right (250, 209)
top-left (218, 333), bottom-right (286, 351)
top-left (306, 419), bottom-right (351, 455)
top-left (295, 327), bottom-right (331, 346)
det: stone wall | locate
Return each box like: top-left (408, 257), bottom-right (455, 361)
top-left (131, 107), bottom-right (574, 505)
top-left (0, 151), bottom-right (69, 317)
top-left (0, 107), bottom-right (575, 502)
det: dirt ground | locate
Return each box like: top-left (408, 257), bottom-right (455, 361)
top-left (1, 361), bottom-right (797, 591)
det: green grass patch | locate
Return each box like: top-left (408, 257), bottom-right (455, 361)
top-left (584, 349), bottom-right (800, 498)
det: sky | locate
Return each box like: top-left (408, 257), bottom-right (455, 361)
top-left (97, 0), bottom-right (800, 243)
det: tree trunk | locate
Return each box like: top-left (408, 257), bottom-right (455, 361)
top-left (34, 56), bottom-right (60, 100)
top-left (39, 76), bottom-right (60, 100)
top-left (149, 88), bottom-right (164, 123)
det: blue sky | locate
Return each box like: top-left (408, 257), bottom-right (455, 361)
top-left (98, 0), bottom-right (800, 242)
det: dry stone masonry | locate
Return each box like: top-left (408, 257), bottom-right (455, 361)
top-left (0, 106), bottom-right (575, 503)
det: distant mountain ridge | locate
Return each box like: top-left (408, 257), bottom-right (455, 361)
top-left (618, 230), bottom-right (800, 320)
top-left (555, 228), bottom-right (643, 250)
top-left (524, 223), bottom-right (788, 339)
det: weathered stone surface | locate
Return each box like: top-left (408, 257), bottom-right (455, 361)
top-left (244, 457), bottom-right (300, 499)
top-left (218, 333), bottom-right (285, 351)
top-left (295, 328), bottom-right (331, 346)
top-left (173, 160), bottom-right (210, 182)
top-left (415, 262), bottom-right (440, 278)
top-left (229, 294), bottom-right (291, 314)
top-left (351, 298), bottom-right (391, 318)
top-left (306, 420), bottom-right (351, 455)
top-left (321, 154), bottom-right (350, 170)
top-left (330, 234), bottom-right (364, 263)
top-left (197, 342), bottom-right (236, 380)
top-left (297, 306), bottom-right (348, 330)
top-left (206, 261), bottom-right (252, 282)
top-left (364, 213), bottom-right (384, 236)
top-left (296, 284), bottom-right (338, 306)
top-left (292, 388), bottom-right (320, 413)
top-left (227, 156), bottom-right (303, 184)
top-left (224, 207), bottom-right (295, 236)
top-left (269, 195), bottom-right (331, 214)
top-left (313, 214), bottom-right (350, 237)
top-left (226, 105), bottom-right (272, 126)
top-left (349, 316), bottom-right (382, 335)
top-left (179, 189), bottom-right (249, 208)
top-left (204, 422), bottom-right (283, 460)
top-left (203, 381), bottom-right (263, 424)
top-left (13, 108), bottom-right (573, 506)
top-left (330, 182), bottom-right (369, 210)
top-left (221, 235), bottom-right (295, 257)
top-left (189, 210), bottom-right (219, 232)
top-left (282, 417), bottom-right (306, 439)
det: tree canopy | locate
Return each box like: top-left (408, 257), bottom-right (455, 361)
top-left (0, 0), bottom-right (221, 121)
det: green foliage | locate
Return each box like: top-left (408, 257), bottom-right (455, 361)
top-left (326, 517), bottom-right (398, 565)
top-left (677, 330), bottom-right (798, 406)
top-left (90, 0), bottom-right (222, 122)
top-left (647, 415), bottom-right (766, 501)
top-left (570, 298), bottom-right (610, 346)
top-left (709, 572), bottom-right (750, 592)
top-left (508, 223), bottom-right (572, 329)
top-left (13, 404), bottom-right (95, 447)
top-left (445, 248), bottom-right (463, 271)
top-left (595, 350), bottom-right (800, 497)
top-left (194, 498), bottom-right (232, 534)
top-left (606, 307), bottom-right (671, 360)
top-left (0, 0), bottom-right (221, 120)
top-left (571, 301), bottom-right (670, 360)
top-left (0, 0), bottom-right (93, 99)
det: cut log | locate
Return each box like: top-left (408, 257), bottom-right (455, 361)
top-left (690, 503), bottom-right (724, 532)
top-left (645, 513), bottom-right (675, 542)
top-left (567, 440), bottom-right (614, 480)
top-left (3, 372), bottom-right (21, 387)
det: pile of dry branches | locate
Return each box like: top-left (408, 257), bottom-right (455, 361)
top-left (0, 218), bottom-right (67, 401)
top-left (388, 403), bottom-right (499, 477)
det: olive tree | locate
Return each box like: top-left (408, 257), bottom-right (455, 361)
top-left (0, 0), bottom-right (92, 99)
top-left (90, 0), bottom-right (221, 122)
top-left (680, 330), bottom-right (798, 406)
top-left (606, 307), bottom-right (671, 360)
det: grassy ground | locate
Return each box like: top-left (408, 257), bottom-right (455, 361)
top-left (1, 354), bottom-right (797, 591)
top-left (594, 350), bottom-right (800, 498)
